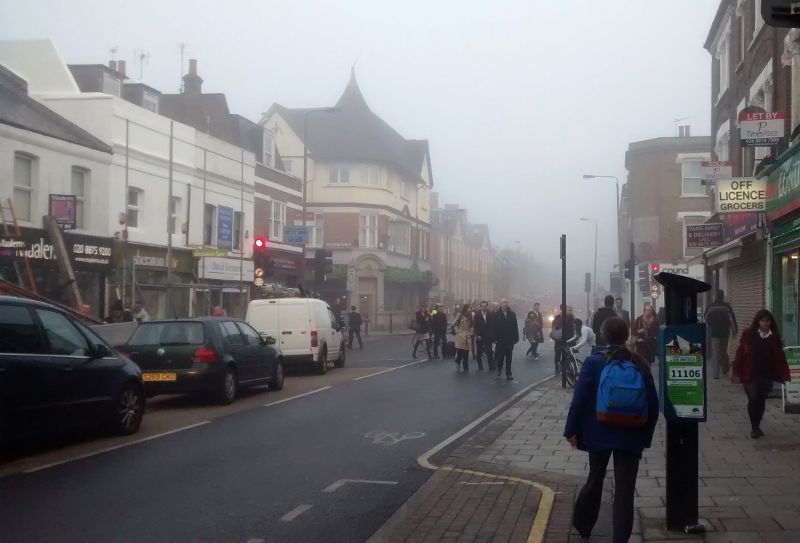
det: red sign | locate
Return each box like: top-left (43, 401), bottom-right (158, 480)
top-left (738, 111), bottom-right (786, 146)
top-left (48, 194), bottom-right (77, 230)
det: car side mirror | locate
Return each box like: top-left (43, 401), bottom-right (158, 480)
top-left (263, 336), bottom-right (277, 346)
top-left (92, 343), bottom-right (111, 359)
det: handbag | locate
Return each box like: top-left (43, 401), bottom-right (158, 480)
top-left (549, 328), bottom-right (562, 342)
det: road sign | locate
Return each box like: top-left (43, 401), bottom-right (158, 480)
top-left (284, 226), bottom-right (310, 244)
top-left (254, 267), bottom-right (264, 278)
top-left (254, 277), bottom-right (264, 287)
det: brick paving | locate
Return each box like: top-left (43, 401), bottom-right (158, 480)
top-left (369, 366), bottom-right (800, 543)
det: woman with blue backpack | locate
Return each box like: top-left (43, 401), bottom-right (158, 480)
top-left (564, 316), bottom-right (660, 543)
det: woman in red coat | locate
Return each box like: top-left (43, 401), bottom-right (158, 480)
top-left (732, 309), bottom-right (791, 439)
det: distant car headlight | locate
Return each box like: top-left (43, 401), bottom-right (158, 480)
top-left (548, 315), bottom-right (555, 322)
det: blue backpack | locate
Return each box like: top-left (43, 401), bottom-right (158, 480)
top-left (595, 356), bottom-right (648, 428)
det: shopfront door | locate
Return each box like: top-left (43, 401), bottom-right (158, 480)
top-left (780, 251), bottom-right (800, 346)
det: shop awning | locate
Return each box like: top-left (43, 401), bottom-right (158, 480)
top-left (705, 239), bottom-right (743, 266)
top-left (772, 218), bottom-right (800, 254)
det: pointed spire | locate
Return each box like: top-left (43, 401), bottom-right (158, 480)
top-left (336, 67), bottom-right (370, 111)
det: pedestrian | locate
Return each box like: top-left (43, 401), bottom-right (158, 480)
top-left (569, 318), bottom-right (596, 361)
top-left (564, 317), bottom-right (660, 543)
top-left (453, 304), bottom-right (474, 372)
top-left (592, 295), bottom-right (617, 347)
top-left (492, 298), bottom-right (519, 380)
top-left (412, 304), bottom-right (432, 359)
top-left (430, 304), bottom-right (448, 359)
top-left (524, 311), bottom-right (538, 357)
top-left (347, 305), bottom-right (363, 349)
top-left (704, 289), bottom-right (739, 379)
top-left (552, 304), bottom-right (575, 381)
top-left (614, 297), bottom-right (631, 328)
top-left (474, 300), bottom-right (494, 370)
top-left (104, 300), bottom-right (133, 323)
top-left (131, 299), bottom-right (150, 323)
top-left (211, 305), bottom-right (224, 317)
top-left (632, 304), bottom-right (659, 365)
top-left (529, 302), bottom-right (544, 359)
top-left (731, 309), bottom-right (791, 439)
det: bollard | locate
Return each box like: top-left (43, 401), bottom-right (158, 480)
top-left (656, 272), bottom-right (710, 534)
top-left (389, 313), bottom-right (393, 334)
top-left (364, 318), bottom-right (369, 336)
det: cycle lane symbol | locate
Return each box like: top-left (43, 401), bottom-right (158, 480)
top-left (365, 430), bottom-right (426, 446)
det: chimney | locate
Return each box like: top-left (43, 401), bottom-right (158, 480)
top-left (183, 58), bottom-right (203, 95)
top-left (678, 124), bottom-right (691, 138)
top-left (118, 60), bottom-right (126, 79)
top-left (109, 60), bottom-right (117, 72)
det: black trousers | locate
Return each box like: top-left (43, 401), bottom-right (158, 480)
top-left (495, 344), bottom-right (513, 376)
top-left (348, 328), bottom-right (362, 348)
top-left (476, 338), bottom-right (493, 369)
top-left (573, 449), bottom-right (640, 543)
top-left (432, 331), bottom-right (447, 356)
top-left (744, 379), bottom-right (773, 431)
top-left (455, 348), bottom-right (470, 371)
top-left (413, 338), bottom-right (431, 357)
top-left (526, 339), bottom-right (540, 356)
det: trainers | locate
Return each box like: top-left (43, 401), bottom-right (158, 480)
top-left (755, 428), bottom-right (765, 438)
top-left (751, 430), bottom-right (760, 439)
top-left (506, 375), bottom-right (514, 381)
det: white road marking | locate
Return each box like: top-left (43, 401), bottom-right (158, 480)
top-left (23, 421), bottom-right (212, 474)
top-left (263, 386), bottom-right (331, 407)
top-left (323, 479), bottom-right (399, 493)
top-left (417, 374), bottom-right (556, 470)
top-left (352, 359), bottom-right (429, 381)
top-left (280, 504), bottom-right (313, 522)
top-left (460, 481), bottom-right (515, 486)
top-left (244, 539), bottom-right (265, 543)
top-left (364, 430), bottom-right (425, 446)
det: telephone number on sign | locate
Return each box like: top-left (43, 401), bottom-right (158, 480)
top-left (669, 367), bottom-right (702, 379)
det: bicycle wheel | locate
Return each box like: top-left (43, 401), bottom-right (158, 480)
top-left (565, 355), bottom-right (579, 388)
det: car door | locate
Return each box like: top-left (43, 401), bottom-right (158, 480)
top-left (236, 321), bottom-right (273, 381)
top-left (327, 307), bottom-right (342, 359)
top-left (0, 302), bottom-right (54, 437)
top-left (317, 303), bottom-right (337, 362)
top-left (219, 321), bottom-right (252, 382)
top-left (33, 307), bottom-right (100, 427)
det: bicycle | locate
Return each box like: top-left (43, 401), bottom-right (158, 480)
top-left (557, 342), bottom-right (581, 388)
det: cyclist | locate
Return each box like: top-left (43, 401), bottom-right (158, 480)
top-left (569, 318), bottom-right (596, 361)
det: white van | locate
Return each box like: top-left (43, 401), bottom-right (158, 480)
top-left (246, 298), bottom-right (345, 373)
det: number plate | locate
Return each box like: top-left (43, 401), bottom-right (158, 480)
top-left (142, 372), bottom-right (177, 382)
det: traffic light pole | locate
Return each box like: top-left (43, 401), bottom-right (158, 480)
top-left (629, 241), bottom-right (636, 321)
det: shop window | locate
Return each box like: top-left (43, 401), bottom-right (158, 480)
top-left (271, 201), bottom-right (285, 242)
top-left (13, 153), bottom-right (35, 222)
top-left (127, 187), bottom-right (142, 229)
top-left (780, 253), bottom-right (799, 346)
top-left (71, 167), bottom-right (88, 229)
top-left (203, 204), bottom-right (216, 245)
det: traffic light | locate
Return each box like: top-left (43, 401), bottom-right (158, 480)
top-left (624, 259), bottom-right (634, 280)
top-left (650, 283), bottom-right (660, 300)
top-left (638, 265), bottom-right (649, 285)
top-left (651, 263), bottom-right (660, 274)
top-left (314, 249), bottom-right (333, 286)
top-left (253, 237), bottom-right (274, 281)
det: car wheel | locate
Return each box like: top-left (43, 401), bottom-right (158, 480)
top-left (269, 360), bottom-right (285, 391)
top-left (334, 343), bottom-right (346, 368)
top-left (317, 347), bottom-right (328, 375)
top-left (112, 383), bottom-right (144, 436)
top-left (217, 368), bottom-right (238, 405)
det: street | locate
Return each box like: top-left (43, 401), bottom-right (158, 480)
top-left (0, 334), bottom-right (554, 543)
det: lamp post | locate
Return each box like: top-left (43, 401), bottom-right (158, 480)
top-left (580, 217), bottom-right (598, 315)
top-left (583, 174), bottom-right (621, 301)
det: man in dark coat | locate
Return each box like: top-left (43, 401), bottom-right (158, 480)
top-left (474, 300), bottom-right (494, 370)
top-left (704, 289), bottom-right (738, 378)
top-left (553, 304), bottom-right (576, 386)
top-left (492, 298), bottom-right (519, 380)
top-left (614, 297), bottom-right (631, 328)
top-left (592, 295), bottom-right (617, 347)
top-left (347, 306), bottom-right (363, 349)
top-left (430, 304), bottom-right (448, 358)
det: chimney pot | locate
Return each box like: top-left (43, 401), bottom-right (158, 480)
top-left (109, 60), bottom-right (117, 71)
top-left (189, 59), bottom-right (197, 75)
top-left (118, 60), bottom-right (126, 78)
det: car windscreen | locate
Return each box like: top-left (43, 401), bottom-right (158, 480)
top-left (127, 322), bottom-right (205, 346)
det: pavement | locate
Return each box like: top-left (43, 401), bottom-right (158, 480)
top-left (0, 334), bottom-right (554, 543)
top-left (370, 358), bottom-right (800, 543)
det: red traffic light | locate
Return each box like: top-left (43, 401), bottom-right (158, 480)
top-left (651, 263), bottom-right (660, 273)
top-left (254, 238), bottom-right (266, 248)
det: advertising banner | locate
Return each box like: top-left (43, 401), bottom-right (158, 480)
top-left (0, 227), bottom-right (112, 271)
top-left (217, 206), bottom-right (234, 250)
top-left (48, 194), bottom-right (77, 230)
top-left (659, 324), bottom-right (707, 422)
top-left (739, 111), bottom-right (785, 146)
top-left (700, 161), bottom-right (732, 182)
top-left (715, 177), bottom-right (766, 214)
top-left (687, 223), bottom-right (723, 248)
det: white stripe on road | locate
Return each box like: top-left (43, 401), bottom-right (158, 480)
top-left (280, 504), bottom-right (313, 522)
top-left (323, 479), bottom-right (399, 493)
top-left (352, 359), bottom-right (429, 381)
top-left (416, 374), bottom-right (556, 470)
top-left (244, 539), bottom-right (265, 543)
top-left (263, 386), bottom-right (331, 407)
top-left (460, 481), bottom-right (515, 486)
top-left (23, 421), bottom-right (212, 474)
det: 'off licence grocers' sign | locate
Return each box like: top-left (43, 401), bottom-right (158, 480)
top-left (716, 177), bottom-right (766, 213)
top-left (739, 111), bottom-right (785, 146)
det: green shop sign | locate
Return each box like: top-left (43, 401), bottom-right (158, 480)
top-left (765, 140), bottom-right (800, 222)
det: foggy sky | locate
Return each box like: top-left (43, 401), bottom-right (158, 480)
top-left (0, 0), bottom-right (718, 308)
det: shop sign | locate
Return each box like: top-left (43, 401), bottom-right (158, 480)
top-left (766, 144), bottom-right (800, 221)
top-left (217, 206), bottom-right (234, 250)
top-left (700, 161), bottom-right (732, 182)
top-left (722, 212), bottom-right (761, 244)
top-left (48, 194), bottom-right (77, 230)
top-left (129, 245), bottom-right (194, 274)
top-left (716, 177), bottom-right (767, 214)
top-left (273, 255), bottom-right (302, 271)
top-left (739, 111), bottom-right (785, 147)
top-left (190, 246), bottom-right (229, 258)
top-left (659, 324), bottom-right (707, 422)
top-left (687, 223), bottom-right (723, 248)
top-left (293, 211), bottom-right (315, 226)
top-left (0, 228), bottom-right (113, 270)
top-left (784, 347), bottom-right (800, 411)
top-left (199, 257), bottom-right (254, 281)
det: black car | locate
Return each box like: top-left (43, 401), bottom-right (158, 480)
top-left (0, 296), bottom-right (145, 442)
top-left (122, 318), bottom-right (284, 404)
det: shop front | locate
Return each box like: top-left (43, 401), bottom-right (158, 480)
top-left (765, 141), bottom-right (800, 344)
top-left (0, 227), bottom-right (113, 319)
top-left (111, 242), bottom-right (194, 319)
top-left (197, 256), bottom-right (254, 319)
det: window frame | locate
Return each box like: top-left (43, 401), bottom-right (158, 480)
top-left (203, 204), bottom-right (216, 246)
top-left (329, 165), bottom-right (350, 184)
top-left (13, 153), bottom-right (35, 223)
top-left (71, 166), bottom-right (88, 230)
top-left (271, 201), bottom-right (286, 242)
top-left (235, 321), bottom-right (263, 346)
top-left (233, 210), bottom-right (243, 251)
top-left (220, 321), bottom-right (245, 348)
top-left (127, 187), bottom-right (142, 229)
top-left (680, 158), bottom-right (706, 197)
top-left (359, 214), bottom-right (379, 248)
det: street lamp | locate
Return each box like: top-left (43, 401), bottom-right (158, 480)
top-left (582, 174), bottom-right (621, 272)
top-left (580, 217), bottom-right (598, 316)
